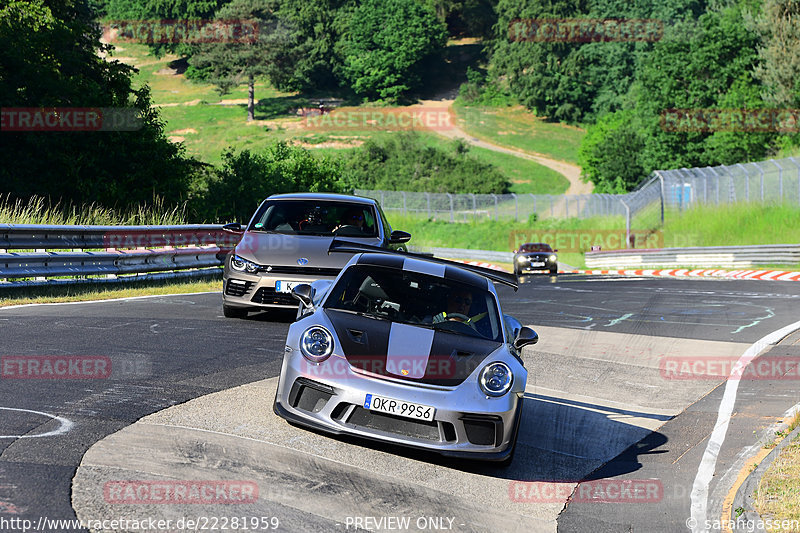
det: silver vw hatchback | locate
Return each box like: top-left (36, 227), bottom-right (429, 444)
top-left (221, 193), bottom-right (410, 318)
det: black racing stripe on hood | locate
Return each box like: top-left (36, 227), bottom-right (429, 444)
top-left (326, 309), bottom-right (500, 386)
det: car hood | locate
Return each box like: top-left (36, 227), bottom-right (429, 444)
top-left (325, 309), bottom-right (502, 387)
top-left (235, 233), bottom-right (381, 268)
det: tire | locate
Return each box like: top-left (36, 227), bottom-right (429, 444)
top-left (549, 264), bottom-right (558, 275)
top-left (223, 304), bottom-right (248, 319)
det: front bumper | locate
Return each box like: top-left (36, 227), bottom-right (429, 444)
top-left (274, 350), bottom-right (524, 461)
top-left (515, 256), bottom-right (557, 273)
top-left (222, 264), bottom-right (337, 310)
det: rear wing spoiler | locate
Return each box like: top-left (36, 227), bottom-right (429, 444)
top-left (328, 239), bottom-right (518, 291)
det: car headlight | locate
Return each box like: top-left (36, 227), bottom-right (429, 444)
top-left (549, 255), bottom-right (557, 262)
top-left (230, 254), bottom-right (259, 273)
top-left (517, 256), bottom-right (526, 263)
top-left (300, 326), bottom-right (334, 363)
top-left (479, 362), bottom-right (513, 397)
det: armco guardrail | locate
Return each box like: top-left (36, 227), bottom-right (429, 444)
top-left (0, 224), bottom-right (239, 284)
top-left (585, 244), bottom-right (800, 269)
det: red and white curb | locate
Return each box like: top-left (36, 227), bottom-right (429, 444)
top-left (562, 268), bottom-right (800, 281)
top-left (441, 258), bottom-right (800, 281)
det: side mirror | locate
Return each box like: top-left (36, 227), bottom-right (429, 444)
top-left (223, 222), bottom-right (244, 233)
top-left (291, 284), bottom-right (314, 309)
top-left (389, 230), bottom-right (411, 244)
top-left (514, 327), bottom-right (539, 351)
top-left (553, 249), bottom-right (559, 252)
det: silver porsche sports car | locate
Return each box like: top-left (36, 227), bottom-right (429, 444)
top-left (273, 242), bottom-right (539, 464)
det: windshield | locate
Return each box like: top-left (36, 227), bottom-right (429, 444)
top-left (324, 265), bottom-right (503, 342)
top-left (521, 243), bottom-right (552, 252)
top-left (249, 200), bottom-right (378, 237)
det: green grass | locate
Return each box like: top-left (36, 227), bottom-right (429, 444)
top-left (755, 433), bottom-right (800, 529)
top-left (0, 194), bottom-right (187, 225)
top-left (663, 203), bottom-right (800, 247)
top-left (0, 278), bottom-right (221, 307)
top-left (454, 103), bottom-right (585, 164)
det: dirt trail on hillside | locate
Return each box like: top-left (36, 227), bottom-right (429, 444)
top-left (416, 94), bottom-right (593, 198)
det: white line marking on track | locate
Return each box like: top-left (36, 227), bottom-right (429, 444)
top-left (0, 407), bottom-right (73, 438)
top-left (0, 291), bottom-right (220, 311)
top-left (690, 318), bottom-right (800, 533)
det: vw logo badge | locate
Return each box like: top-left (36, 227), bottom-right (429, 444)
top-left (297, 257), bottom-right (309, 266)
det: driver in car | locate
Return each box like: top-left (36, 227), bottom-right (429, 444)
top-left (433, 288), bottom-right (474, 324)
top-left (334, 208), bottom-right (366, 233)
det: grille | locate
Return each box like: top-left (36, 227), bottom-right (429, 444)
top-left (462, 415), bottom-right (502, 446)
top-left (251, 287), bottom-right (298, 306)
top-left (257, 265), bottom-right (340, 276)
top-left (289, 378), bottom-right (334, 414)
top-left (225, 279), bottom-right (253, 297)
top-left (347, 406), bottom-right (440, 441)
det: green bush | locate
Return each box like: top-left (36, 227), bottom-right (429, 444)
top-left (192, 142), bottom-right (346, 222)
top-left (341, 132), bottom-right (510, 194)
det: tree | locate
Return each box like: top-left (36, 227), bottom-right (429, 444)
top-left (335, 0), bottom-right (447, 100)
top-left (578, 110), bottom-right (645, 192)
top-left (188, 0), bottom-right (282, 121)
top-left (0, 0), bottom-right (196, 208)
top-left (196, 143), bottom-right (345, 222)
top-left (749, 0), bottom-right (800, 108)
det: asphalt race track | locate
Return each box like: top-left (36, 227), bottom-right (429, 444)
top-left (1, 274), bottom-right (799, 532)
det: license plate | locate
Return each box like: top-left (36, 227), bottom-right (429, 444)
top-left (275, 280), bottom-right (302, 293)
top-left (364, 394), bottom-right (435, 421)
top-left (530, 262), bottom-right (545, 267)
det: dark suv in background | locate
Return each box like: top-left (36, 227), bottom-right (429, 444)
top-left (513, 242), bottom-right (558, 276)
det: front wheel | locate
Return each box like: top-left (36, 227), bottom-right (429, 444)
top-left (223, 304), bottom-right (248, 319)
top-left (549, 264), bottom-right (558, 275)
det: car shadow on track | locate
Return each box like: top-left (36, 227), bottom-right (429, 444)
top-left (280, 392), bottom-right (668, 484)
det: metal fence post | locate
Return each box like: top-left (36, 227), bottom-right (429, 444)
top-left (768, 159), bottom-right (783, 203)
top-left (758, 164), bottom-right (764, 201)
top-left (492, 194), bottom-right (498, 220)
top-left (511, 193), bottom-right (518, 221)
top-left (621, 199), bottom-right (631, 248)
top-left (426, 192), bottom-right (430, 218)
top-left (790, 157), bottom-right (800, 206)
top-left (447, 193), bottom-right (454, 222)
top-left (380, 190), bottom-right (385, 207)
top-left (654, 171), bottom-right (665, 224)
top-left (550, 196), bottom-right (554, 217)
top-left (736, 163), bottom-right (749, 202)
top-left (402, 191), bottom-right (407, 215)
top-left (470, 193), bottom-right (476, 220)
